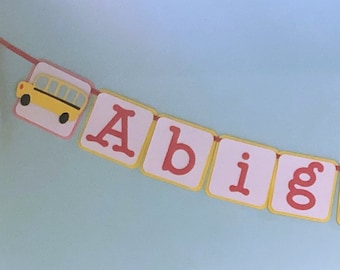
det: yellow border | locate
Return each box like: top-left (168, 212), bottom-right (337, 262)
top-left (337, 180), bottom-right (340, 225)
top-left (78, 89), bottom-right (158, 169)
top-left (205, 134), bottom-right (279, 210)
top-left (140, 114), bottom-right (218, 192)
top-left (268, 150), bottom-right (339, 223)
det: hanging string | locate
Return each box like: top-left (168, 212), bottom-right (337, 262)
top-left (0, 37), bottom-right (39, 65)
top-left (0, 37), bottom-right (102, 97)
top-left (90, 87), bottom-right (101, 96)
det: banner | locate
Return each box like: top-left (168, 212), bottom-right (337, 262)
top-left (1, 37), bottom-right (339, 223)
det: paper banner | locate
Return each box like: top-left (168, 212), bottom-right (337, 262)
top-left (2, 37), bottom-right (340, 223)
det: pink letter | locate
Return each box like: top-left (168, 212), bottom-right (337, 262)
top-left (229, 152), bottom-right (250, 196)
top-left (86, 104), bottom-right (135, 157)
top-left (286, 162), bottom-right (323, 210)
top-left (162, 126), bottom-right (196, 175)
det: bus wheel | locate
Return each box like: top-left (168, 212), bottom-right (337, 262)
top-left (59, 112), bottom-right (69, 124)
top-left (20, 94), bottom-right (30, 106)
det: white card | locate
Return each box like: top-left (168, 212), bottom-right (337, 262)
top-left (79, 91), bottom-right (156, 168)
top-left (207, 136), bottom-right (277, 209)
top-left (142, 115), bottom-right (216, 190)
top-left (269, 152), bottom-right (338, 222)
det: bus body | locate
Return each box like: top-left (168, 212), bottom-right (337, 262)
top-left (16, 73), bottom-right (88, 124)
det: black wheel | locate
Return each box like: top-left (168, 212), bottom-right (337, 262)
top-left (20, 94), bottom-right (30, 106)
top-left (59, 112), bottom-right (69, 124)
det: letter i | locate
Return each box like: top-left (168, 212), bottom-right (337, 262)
top-left (229, 152), bottom-right (250, 196)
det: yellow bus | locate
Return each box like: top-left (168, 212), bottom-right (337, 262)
top-left (16, 73), bottom-right (89, 124)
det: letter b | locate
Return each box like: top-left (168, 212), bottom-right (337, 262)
top-left (162, 126), bottom-right (196, 175)
top-left (142, 116), bottom-right (216, 190)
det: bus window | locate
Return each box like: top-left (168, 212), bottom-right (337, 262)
top-left (66, 89), bottom-right (77, 103)
top-left (47, 80), bottom-right (58, 94)
top-left (57, 85), bottom-right (68, 99)
top-left (75, 94), bottom-right (86, 108)
top-left (35, 75), bottom-right (49, 90)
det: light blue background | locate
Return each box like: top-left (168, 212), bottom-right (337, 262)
top-left (1, 1), bottom-right (340, 269)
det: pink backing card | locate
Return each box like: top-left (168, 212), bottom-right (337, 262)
top-left (13, 59), bottom-right (95, 139)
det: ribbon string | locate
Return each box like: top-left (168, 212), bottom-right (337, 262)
top-left (0, 37), bottom-right (39, 65)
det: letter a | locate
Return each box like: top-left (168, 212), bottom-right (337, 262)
top-left (162, 126), bottom-right (196, 175)
top-left (86, 104), bottom-right (135, 157)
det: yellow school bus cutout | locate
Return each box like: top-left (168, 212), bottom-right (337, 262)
top-left (16, 73), bottom-right (88, 124)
